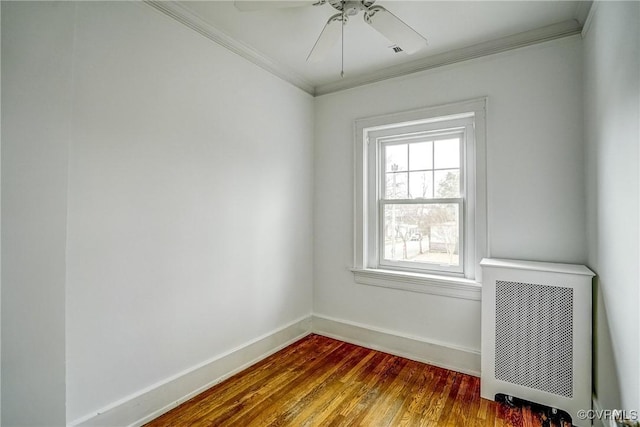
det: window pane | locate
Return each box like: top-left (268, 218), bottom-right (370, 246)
top-left (409, 141), bottom-right (432, 171)
top-left (385, 172), bottom-right (408, 199)
top-left (385, 144), bottom-right (408, 172)
top-left (409, 171), bottom-right (433, 199)
top-left (382, 203), bottom-right (460, 267)
top-left (434, 169), bottom-right (460, 198)
top-left (434, 138), bottom-right (460, 169)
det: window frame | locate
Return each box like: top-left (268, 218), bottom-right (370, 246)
top-left (353, 99), bottom-right (487, 300)
top-left (373, 122), bottom-right (469, 275)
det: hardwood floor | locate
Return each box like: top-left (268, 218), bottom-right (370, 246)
top-left (145, 334), bottom-right (564, 426)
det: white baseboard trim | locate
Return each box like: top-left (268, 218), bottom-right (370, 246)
top-left (69, 313), bottom-right (481, 426)
top-left (68, 315), bottom-right (312, 427)
top-left (311, 314), bottom-right (481, 377)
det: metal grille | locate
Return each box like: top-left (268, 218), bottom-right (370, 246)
top-left (495, 280), bottom-right (573, 398)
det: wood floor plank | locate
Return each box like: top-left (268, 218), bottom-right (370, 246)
top-left (442, 372), bottom-right (472, 427)
top-left (245, 343), bottom-right (367, 427)
top-left (404, 364), bottom-right (443, 425)
top-left (375, 362), bottom-right (422, 426)
top-left (393, 364), bottom-right (437, 427)
top-left (331, 352), bottom-right (393, 420)
top-left (287, 354), bottom-right (369, 425)
top-left (419, 368), bottom-right (456, 426)
top-left (219, 340), bottom-right (348, 426)
top-left (145, 334), bottom-right (565, 427)
top-left (522, 405), bottom-right (537, 427)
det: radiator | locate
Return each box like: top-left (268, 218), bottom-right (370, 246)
top-left (480, 258), bottom-right (594, 426)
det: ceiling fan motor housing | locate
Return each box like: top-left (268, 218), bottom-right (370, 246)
top-left (329, 0), bottom-right (376, 16)
top-left (307, 0), bottom-right (427, 63)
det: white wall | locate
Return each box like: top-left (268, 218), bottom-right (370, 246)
top-left (65, 2), bottom-right (314, 422)
top-left (2, 2), bottom-right (314, 425)
top-left (583, 0), bottom-right (640, 415)
top-left (314, 36), bottom-right (585, 357)
top-left (1, 2), bottom-right (74, 425)
top-left (1, 4), bottom-right (3, 422)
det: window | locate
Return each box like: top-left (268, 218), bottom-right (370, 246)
top-left (353, 99), bottom-right (487, 299)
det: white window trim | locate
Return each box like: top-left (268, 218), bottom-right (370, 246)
top-left (371, 119), bottom-right (470, 276)
top-left (353, 98), bottom-right (488, 300)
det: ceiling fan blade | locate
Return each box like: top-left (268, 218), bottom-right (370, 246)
top-left (364, 6), bottom-right (427, 54)
top-left (234, 1), bottom-right (316, 12)
top-left (306, 13), bottom-right (343, 63)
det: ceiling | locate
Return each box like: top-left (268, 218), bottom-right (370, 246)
top-left (147, 1), bottom-right (592, 95)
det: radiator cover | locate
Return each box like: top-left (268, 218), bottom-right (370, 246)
top-left (480, 258), bottom-right (594, 426)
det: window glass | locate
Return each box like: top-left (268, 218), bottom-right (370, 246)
top-left (380, 135), bottom-right (463, 273)
top-left (408, 171), bottom-right (432, 199)
top-left (385, 171), bottom-right (408, 199)
top-left (409, 141), bottom-right (432, 170)
top-left (434, 138), bottom-right (460, 169)
top-left (382, 203), bottom-right (460, 267)
top-left (385, 144), bottom-right (408, 172)
top-left (434, 169), bottom-right (460, 198)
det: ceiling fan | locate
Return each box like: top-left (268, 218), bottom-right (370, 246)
top-left (234, 1), bottom-right (428, 67)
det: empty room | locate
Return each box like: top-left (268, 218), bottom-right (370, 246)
top-left (1, 1), bottom-right (638, 426)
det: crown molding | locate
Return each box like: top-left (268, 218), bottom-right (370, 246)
top-left (144, 1), bottom-right (315, 96)
top-left (315, 19), bottom-right (582, 96)
top-left (575, 0), bottom-right (594, 27)
top-left (581, 1), bottom-right (598, 38)
top-left (145, 2), bottom-right (581, 97)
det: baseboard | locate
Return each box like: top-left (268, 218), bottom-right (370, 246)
top-left (69, 313), bottom-right (481, 426)
top-left (68, 315), bottom-right (312, 427)
top-left (311, 314), bottom-right (481, 377)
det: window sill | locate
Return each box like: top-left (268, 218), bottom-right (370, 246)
top-left (351, 268), bottom-right (481, 301)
